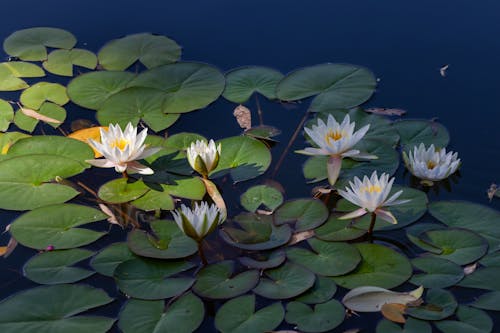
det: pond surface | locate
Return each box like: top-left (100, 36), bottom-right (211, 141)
top-left (1, 0), bottom-right (500, 332)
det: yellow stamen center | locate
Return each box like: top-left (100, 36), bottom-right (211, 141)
top-left (110, 138), bottom-right (129, 151)
top-left (427, 160), bottom-right (437, 170)
top-left (325, 130), bottom-right (343, 143)
top-left (360, 185), bottom-right (382, 193)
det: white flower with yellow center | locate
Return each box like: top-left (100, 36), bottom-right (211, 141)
top-left (172, 202), bottom-right (225, 241)
top-left (187, 139), bottom-right (221, 177)
top-left (86, 122), bottom-right (160, 175)
top-left (403, 143), bottom-right (460, 182)
top-left (338, 171), bottom-right (410, 226)
top-left (296, 114), bottom-right (376, 186)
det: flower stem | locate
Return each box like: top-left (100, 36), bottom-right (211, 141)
top-left (368, 212), bottom-right (377, 235)
top-left (122, 171), bottom-right (128, 178)
top-left (198, 240), bottom-right (208, 266)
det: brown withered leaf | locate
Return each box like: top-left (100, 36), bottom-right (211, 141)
top-left (233, 104), bottom-right (252, 130)
top-left (0, 237), bottom-right (18, 258)
top-left (20, 107), bottom-right (62, 124)
top-left (487, 183), bottom-right (498, 202)
top-left (288, 230), bottom-right (315, 245)
top-left (365, 107), bottom-right (406, 116)
top-left (464, 262), bottom-right (478, 275)
top-left (381, 303), bottom-right (406, 324)
top-left (99, 204), bottom-right (119, 225)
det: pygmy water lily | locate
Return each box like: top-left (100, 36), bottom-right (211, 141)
top-left (187, 139), bottom-right (221, 178)
top-left (172, 201), bottom-right (225, 242)
top-left (338, 171), bottom-right (410, 232)
top-left (403, 143), bottom-right (460, 182)
top-left (86, 122), bottom-right (160, 175)
top-left (296, 114), bottom-right (376, 186)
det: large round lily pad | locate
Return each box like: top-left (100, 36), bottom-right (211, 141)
top-left (274, 198), bottom-right (329, 231)
top-left (98, 33), bottom-right (181, 70)
top-left (406, 288), bottom-right (457, 321)
top-left (332, 243), bottom-right (412, 289)
top-left (223, 66), bottom-right (284, 103)
top-left (114, 258), bottom-right (195, 300)
top-left (276, 63), bottom-right (376, 111)
top-left (215, 295), bottom-right (284, 333)
top-left (10, 203), bottom-right (107, 249)
top-left (118, 293), bottom-right (204, 333)
top-left (193, 261), bottom-right (259, 299)
top-left (3, 27), bottom-right (76, 61)
top-left (24, 248), bottom-right (94, 284)
top-left (127, 219), bottom-right (198, 259)
top-left (90, 242), bottom-right (136, 277)
top-left (285, 299), bottom-right (344, 333)
top-left (0, 284), bottom-right (114, 333)
top-left (286, 238), bottom-right (361, 276)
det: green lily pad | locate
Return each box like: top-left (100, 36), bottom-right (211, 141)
top-left (0, 284), bottom-right (114, 333)
top-left (480, 251), bottom-right (500, 267)
top-left (470, 291), bottom-right (500, 311)
top-left (20, 82), bottom-right (69, 109)
top-left (118, 293), bottom-right (204, 333)
top-left (10, 203), bottom-right (107, 249)
top-left (3, 27), bottom-right (76, 61)
top-left (7, 135), bottom-right (94, 162)
top-left (163, 132), bottom-right (207, 150)
top-left (43, 49), bottom-right (97, 76)
top-left (0, 99), bottom-right (13, 131)
top-left (376, 318), bottom-right (432, 333)
top-left (429, 201), bottom-right (500, 252)
top-left (98, 178), bottom-right (150, 204)
top-left (0, 132), bottom-right (30, 158)
top-left (67, 71), bottom-right (136, 110)
top-left (24, 248), bottom-right (94, 284)
top-left (129, 62), bottom-right (225, 114)
top-left (127, 219), bottom-right (198, 259)
top-left (220, 213), bottom-right (292, 250)
top-left (406, 288), bottom-right (457, 321)
top-left (0, 155), bottom-right (85, 210)
top-left (0, 62), bottom-right (45, 91)
top-left (240, 184), bottom-right (283, 212)
top-left (212, 136), bottom-right (271, 183)
top-left (244, 125), bottom-right (281, 141)
top-left (410, 257), bottom-right (464, 288)
top-left (274, 198), bottom-right (329, 231)
top-left (295, 276), bottom-right (338, 304)
top-left (276, 63), bottom-right (376, 111)
top-left (115, 258), bottom-right (195, 300)
top-left (406, 223), bottom-right (446, 254)
top-left (223, 66), bottom-right (284, 103)
top-left (314, 215), bottom-right (366, 241)
top-left (238, 250), bottom-right (286, 269)
top-left (286, 238), bottom-right (361, 276)
top-left (90, 242), bottom-right (137, 277)
top-left (435, 306), bottom-right (492, 333)
top-left (458, 267), bottom-right (500, 291)
top-left (14, 102), bottom-right (66, 132)
top-left (96, 87), bottom-right (180, 131)
top-left (193, 261), bottom-right (259, 299)
top-left (253, 262), bottom-right (316, 299)
top-left (215, 295), bottom-right (284, 333)
top-left (285, 299), bottom-right (344, 333)
top-left (98, 33), bottom-right (181, 70)
top-left (393, 119), bottom-right (450, 149)
top-left (332, 243), bottom-right (412, 289)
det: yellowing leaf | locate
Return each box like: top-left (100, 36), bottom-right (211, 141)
top-left (68, 126), bottom-right (107, 157)
top-left (381, 303), bottom-right (406, 323)
top-left (20, 107), bottom-right (61, 124)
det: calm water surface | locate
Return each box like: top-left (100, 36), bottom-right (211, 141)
top-left (1, 0), bottom-right (500, 332)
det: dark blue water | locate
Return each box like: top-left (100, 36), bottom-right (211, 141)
top-left (1, 0), bottom-right (500, 332)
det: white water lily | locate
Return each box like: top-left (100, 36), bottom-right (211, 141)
top-left (172, 202), bottom-right (225, 241)
top-left (296, 114), bottom-right (376, 186)
top-left (403, 143), bottom-right (460, 182)
top-left (338, 171), bottom-right (410, 226)
top-left (187, 139), bottom-right (221, 177)
top-left (86, 122), bottom-right (160, 175)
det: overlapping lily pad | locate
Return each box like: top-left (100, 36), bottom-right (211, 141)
top-left (274, 198), bottom-right (329, 231)
top-left (98, 33), bottom-right (181, 70)
top-left (471, 291), bottom-right (500, 311)
top-left (0, 99), bottom-right (13, 131)
top-left (376, 318), bottom-right (432, 333)
top-left (118, 293), bottom-right (204, 333)
top-left (295, 276), bottom-right (338, 304)
top-left (90, 242), bottom-right (137, 277)
top-left (0, 284), bottom-right (114, 333)
top-left (406, 288), bottom-right (457, 321)
top-left (285, 299), bottom-right (344, 333)
top-left (14, 102), bottom-right (66, 132)
top-left (0, 62), bottom-right (45, 91)
top-left (393, 119), bottom-right (450, 149)
top-left (240, 184), bottom-right (283, 212)
top-left (215, 295), bottom-right (284, 333)
top-left (410, 257), bottom-right (464, 288)
top-left (223, 66), bottom-right (284, 103)
top-left (238, 250), bottom-right (286, 269)
top-left (435, 305), bottom-right (493, 333)
top-left (43, 49), bottom-right (97, 76)
top-left (20, 82), bottom-right (69, 109)
top-left (458, 266), bottom-right (500, 291)
top-left (314, 215), bottom-right (367, 241)
top-left (127, 219), bottom-right (198, 259)
top-left (98, 178), bottom-right (149, 203)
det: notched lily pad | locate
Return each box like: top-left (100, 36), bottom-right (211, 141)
top-left (435, 305), bottom-right (493, 333)
top-left (285, 299), bottom-right (344, 333)
top-left (43, 49), bottom-right (97, 76)
top-left (394, 119), bottom-right (450, 149)
top-left (90, 242), bottom-right (137, 277)
top-left (410, 257), bottom-right (464, 288)
top-left (240, 184), bottom-right (283, 213)
top-left (14, 102), bottom-right (66, 132)
top-left (0, 62), bottom-right (45, 91)
top-left (223, 66), bottom-right (284, 103)
top-left (274, 198), bottom-right (329, 231)
top-left (238, 249), bottom-right (286, 269)
top-left (314, 215), bottom-right (366, 241)
top-left (98, 178), bottom-right (150, 204)
top-left (20, 82), bottom-right (69, 109)
top-left (295, 276), bottom-right (338, 304)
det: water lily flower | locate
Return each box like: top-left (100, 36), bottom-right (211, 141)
top-left (403, 143), bottom-right (460, 182)
top-left (338, 171), bottom-right (410, 232)
top-left (187, 139), bottom-right (221, 178)
top-left (86, 122), bottom-right (160, 175)
top-left (296, 114), bottom-right (376, 186)
top-left (172, 201), bottom-right (225, 242)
